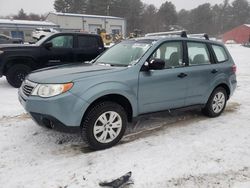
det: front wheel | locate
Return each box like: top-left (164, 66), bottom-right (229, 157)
top-left (81, 101), bottom-right (127, 150)
top-left (203, 87), bottom-right (227, 117)
top-left (6, 64), bottom-right (31, 88)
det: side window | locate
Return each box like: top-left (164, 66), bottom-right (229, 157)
top-left (212, 45), bottom-right (228, 63)
top-left (49, 35), bottom-right (73, 48)
top-left (0, 35), bottom-right (8, 40)
top-left (187, 42), bottom-right (211, 66)
top-left (150, 42), bottom-right (183, 68)
top-left (78, 36), bottom-right (99, 48)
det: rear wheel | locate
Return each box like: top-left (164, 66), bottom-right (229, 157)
top-left (6, 64), bottom-right (31, 88)
top-left (81, 101), bottom-right (127, 150)
top-left (203, 87), bottom-right (227, 117)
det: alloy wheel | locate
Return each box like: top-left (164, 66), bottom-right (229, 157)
top-left (212, 92), bottom-right (226, 114)
top-left (93, 111), bottom-right (122, 144)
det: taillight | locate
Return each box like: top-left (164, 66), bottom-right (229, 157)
top-left (232, 64), bottom-right (237, 73)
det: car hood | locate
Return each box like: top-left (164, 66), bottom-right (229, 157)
top-left (27, 63), bottom-right (128, 83)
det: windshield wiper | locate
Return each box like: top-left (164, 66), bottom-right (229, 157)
top-left (96, 62), bottom-right (112, 66)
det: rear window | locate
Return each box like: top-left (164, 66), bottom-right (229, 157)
top-left (212, 45), bottom-right (228, 63)
top-left (78, 36), bottom-right (99, 48)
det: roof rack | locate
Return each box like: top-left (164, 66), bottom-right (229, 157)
top-left (145, 31), bottom-right (210, 40)
top-left (145, 30), bottom-right (187, 38)
top-left (188, 33), bottom-right (209, 40)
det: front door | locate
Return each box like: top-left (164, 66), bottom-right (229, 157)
top-left (41, 34), bottom-right (74, 66)
top-left (138, 41), bottom-right (188, 114)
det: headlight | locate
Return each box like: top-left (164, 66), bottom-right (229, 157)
top-left (32, 83), bottom-right (73, 98)
top-left (0, 50), bottom-right (4, 54)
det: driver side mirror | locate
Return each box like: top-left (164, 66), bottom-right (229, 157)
top-left (144, 59), bottom-right (165, 70)
top-left (44, 42), bottom-right (53, 49)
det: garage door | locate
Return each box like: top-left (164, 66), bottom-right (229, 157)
top-left (89, 24), bottom-right (102, 34)
top-left (111, 25), bottom-right (122, 35)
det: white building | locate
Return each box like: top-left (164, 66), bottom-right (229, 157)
top-left (0, 19), bottom-right (59, 42)
top-left (46, 12), bottom-right (126, 36)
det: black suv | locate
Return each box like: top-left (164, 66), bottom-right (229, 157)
top-left (0, 32), bottom-right (105, 87)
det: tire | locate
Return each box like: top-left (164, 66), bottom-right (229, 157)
top-left (203, 87), bottom-right (227, 118)
top-left (6, 64), bottom-right (31, 88)
top-left (81, 101), bottom-right (127, 150)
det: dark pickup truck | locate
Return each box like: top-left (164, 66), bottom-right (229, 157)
top-left (0, 32), bottom-right (105, 87)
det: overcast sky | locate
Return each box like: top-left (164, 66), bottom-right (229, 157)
top-left (0, 0), bottom-right (225, 16)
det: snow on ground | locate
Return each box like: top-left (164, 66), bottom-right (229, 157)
top-left (0, 80), bottom-right (25, 118)
top-left (0, 45), bottom-right (250, 188)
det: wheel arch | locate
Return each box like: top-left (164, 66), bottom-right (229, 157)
top-left (81, 94), bottom-right (134, 126)
top-left (3, 56), bottom-right (36, 75)
top-left (213, 83), bottom-right (230, 100)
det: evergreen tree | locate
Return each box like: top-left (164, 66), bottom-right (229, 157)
top-left (157, 1), bottom-right (177, 31)
top-left (189, 3), bottom-right (213, 34)
top-left (54, 0), bottom-right (87, 14)
top-left (141, 4), bottom-right (158, 33)
top-left (231, 0), bottom-right (250, 27)
top-left (86, 0), bottom-right (111, 15)
top-left (14, 9), bottom-right (28, 20)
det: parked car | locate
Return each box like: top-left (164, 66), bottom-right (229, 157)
top-left (18, 31), bottom-right (237, 150)
top-left (32, 28), bottom-right (58, 40)
top-left (0, 32), bottom-right (105, 87)
top-left (0, 34), bottom-right (23, 44)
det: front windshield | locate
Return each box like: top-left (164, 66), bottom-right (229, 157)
top-left (35, 33), bottom-right (54, 46)
top-left (95, 40), bottom-right (153, 66)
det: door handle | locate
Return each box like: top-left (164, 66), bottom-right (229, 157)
top-left (178, 73), bottom-right (188, 78)
top-left (211, 69), bottom-right (218, 74)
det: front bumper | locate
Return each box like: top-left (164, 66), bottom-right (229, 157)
top-left (18, 89), bottom-right (89, 133)
top-left (29, 112), bottom-right (80, 133)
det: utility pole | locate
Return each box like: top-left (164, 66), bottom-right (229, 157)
top-left (107, 5), bottom-right (110, 16)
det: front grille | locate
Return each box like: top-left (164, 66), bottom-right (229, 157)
top-left (21, 80), bottom-right (37, 97)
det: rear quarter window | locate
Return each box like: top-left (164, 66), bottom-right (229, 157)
top-left (212, 45), bottom-right (228, 63)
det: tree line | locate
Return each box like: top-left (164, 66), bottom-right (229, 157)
top-left (54, 0), bottom-right (250, 36)
top-left (2, 0), bottom-right (250, 36)
top-left (1, 9), bottom-right (45, 21)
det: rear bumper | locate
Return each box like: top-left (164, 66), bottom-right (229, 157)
top-left (229, 74), bottom-right (237, 98)
top-left (0, 62), bottom-right (3, 77)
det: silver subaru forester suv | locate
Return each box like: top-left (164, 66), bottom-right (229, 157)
top-left (19, 31), bottom-right (237, 150)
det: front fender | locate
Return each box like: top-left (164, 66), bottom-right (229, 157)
top-left (73, 81), bottom-right (138, 117)
top-left (3, 56), bottom-right (37, 73)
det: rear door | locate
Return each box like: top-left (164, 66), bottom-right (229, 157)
top-left (184, 41), bottom-right (217, 106)
top-left (74, 35), bottom-right (104, 62)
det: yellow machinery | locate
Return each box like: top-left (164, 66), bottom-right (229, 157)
top-left (97, 29), bottom-right (113, 46)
